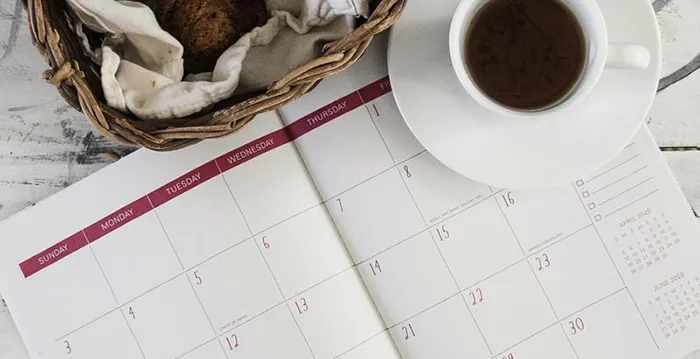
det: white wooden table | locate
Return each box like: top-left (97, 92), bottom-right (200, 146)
top-left (0, 0), bottom-right (699, 358)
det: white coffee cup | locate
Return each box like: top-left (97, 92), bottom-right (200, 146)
top-left (449, 0), bottom-right (652, 118)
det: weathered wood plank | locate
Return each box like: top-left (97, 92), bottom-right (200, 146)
top-left (0, 0), bottom-right (135, 221)
top-left (664, 152), bottom-right (700, 223)
top-left (649, 0), bottom-right (700, 146)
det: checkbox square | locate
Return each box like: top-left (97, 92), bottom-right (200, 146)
top-left (588, 202), bottom-right (596, 209)
top-left (594, 214), bottom-right (602, 221)
top-left (582, 191), bottom-right (590, 198)
top-left (576, 180), bottom-right (585, 187)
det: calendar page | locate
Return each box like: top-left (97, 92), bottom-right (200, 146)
top-left (0, 111), bottom-right (396, 359)
top-left (278, 35), bottom-right (700, 359)
top-left (1, 35), bottom-right (700, 359)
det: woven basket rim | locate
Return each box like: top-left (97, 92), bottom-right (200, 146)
top-left (23, 0), bottom-right (407, 151)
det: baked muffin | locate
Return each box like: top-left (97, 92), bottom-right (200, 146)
top-left (151, 0), bottom-right (269, 74)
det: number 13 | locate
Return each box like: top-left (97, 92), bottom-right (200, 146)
top-left (295, 298), bottom-right (308, 314)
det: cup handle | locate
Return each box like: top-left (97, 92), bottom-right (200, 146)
top-left (605, 43), bottom-right (651, 69)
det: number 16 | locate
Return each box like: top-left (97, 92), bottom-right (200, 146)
top-left (502, 192), bottom-right (515, 207)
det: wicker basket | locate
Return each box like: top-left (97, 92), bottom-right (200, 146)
top-left (23, 0), bottom-right (406, 151)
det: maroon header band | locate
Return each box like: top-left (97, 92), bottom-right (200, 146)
top-left (358, 77), bottom-right (392, 103)
top-left (19, 232), bottom-right (89, 278)
top-left (216, 128), bottom-right (291, 172)
top-left (18, 76), bottom-right (392, 278)
top-left (84, 196), bottom-right (153, 242)
top-left (287, 92), bottom-right (364, 140)
top-left (149, 161), bottom-right (221, 208)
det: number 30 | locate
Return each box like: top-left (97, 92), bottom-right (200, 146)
top-left (569, 317), bottom-right (585, 335)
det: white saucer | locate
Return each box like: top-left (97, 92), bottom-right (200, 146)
top-left (388, 0), bottom-right (662, 189)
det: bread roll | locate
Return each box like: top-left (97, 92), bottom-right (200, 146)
top-left (151, 0), bottom-right (269, 74)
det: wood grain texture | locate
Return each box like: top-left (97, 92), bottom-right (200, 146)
top-left (0, 0), bottom-right (135, 220)
top-left (0, 1), bottom-right (698, 358)
top-left (0, 0), bottom-right (698, 224)
top-left (649, 0), bottom-right (700, 146)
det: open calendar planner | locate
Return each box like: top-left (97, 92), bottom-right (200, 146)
top-left (2, 35), bottom-right (700, 359)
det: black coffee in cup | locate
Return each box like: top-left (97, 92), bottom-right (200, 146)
top-left (465, 0), bottom-right (587, 111)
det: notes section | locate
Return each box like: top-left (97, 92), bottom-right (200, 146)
top-left (573, 130), bottom-right (700, 357)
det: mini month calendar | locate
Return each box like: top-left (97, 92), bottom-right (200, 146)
top-left (1, 35), bottom-right (700, 359)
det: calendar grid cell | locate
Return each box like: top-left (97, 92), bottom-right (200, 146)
top-left (428, 230), bottom-right (460, 291)
top-left (254, 238), bottom-right (285, 298)
top-left (150, 205), bottom-right (186, 270)
top-left (363, 104), bottom-right (396, 164)
top-left (185, 275), bottom-right (218, 334)
top-left (331, 329), bottom-right (387, 359)
top-left (528, 262), bottom-right (560, 319)
top-left (571, 183), bottom-right (660, 349)
top-left (286, 304), bottom-right (318, 359)
top-left (395, 167), bottom-right (429, 226)
top-left (460, 293), bottom-right (494, 355)
top-left (119, 309), bottom-right (148, 359)
top-left (83, 229), bottom-right (119, 304)
top-left (217, 340), bottom-right (230, 358)
top-left (494, 197), bottom-right (526, 256)
top-left (220, 175), bottom-right (253, 235)
top-left (559, 323), bottom-right (582, 359)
